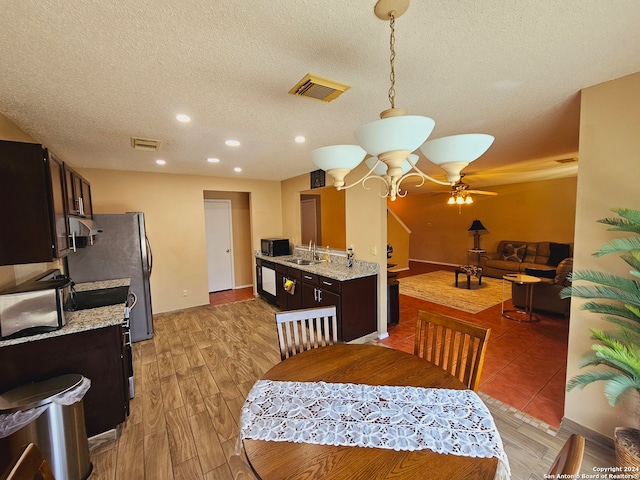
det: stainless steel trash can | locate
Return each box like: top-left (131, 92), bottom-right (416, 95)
top-left (0, 374), bottom-right (92, 480)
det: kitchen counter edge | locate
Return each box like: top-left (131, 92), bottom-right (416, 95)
top-left (255, 253), bottom-right (379, 281)
top-left (0, 278), bottom-right (131, 348)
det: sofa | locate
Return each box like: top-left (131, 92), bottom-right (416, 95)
top-left (512, 257), bottom-right (573, 316)
top-left (479, 240), bottom-right (573, 278)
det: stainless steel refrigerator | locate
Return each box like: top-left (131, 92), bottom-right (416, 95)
top-left (66, 212), bottom-right (153, 342)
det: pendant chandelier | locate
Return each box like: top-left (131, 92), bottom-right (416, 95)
top-left (311, 0), bottom-right (494, 201)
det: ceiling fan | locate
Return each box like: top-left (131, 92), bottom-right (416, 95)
top-left (442, 175), bottom-right (498, 205)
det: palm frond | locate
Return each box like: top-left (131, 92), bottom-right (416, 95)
top-left (579, 302), bottom-right (640, 323)
top-left (600, 317), bottom-right (640, 337)
top-left (571, 270), bottom-right (640, 294)
top-left (594, 237), bottom-right (640, 257)
top-left (598, 217), bottom-right (640, 234)
top-left (604, 376), bottom-right (640, 406)
top-left (567, 370), bottom-right (620, 391)
top-left (569, 285), bottom-right (640, 307)
top-left (620, 253), bottom-right (640, 271)
top-left (612, 208), bottom-right (640, 227)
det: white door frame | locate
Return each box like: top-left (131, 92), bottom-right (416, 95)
top-left (204, 199), bottom-right (235, 292)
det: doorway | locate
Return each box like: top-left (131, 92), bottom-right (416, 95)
top-left (204, 199), bottom-right (234, 292)
top-left (300, 196), bottom-right (321, 245)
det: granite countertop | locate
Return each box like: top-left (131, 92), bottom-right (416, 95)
top-left (255, 253), bottom-right (379, 281)
top-left (0, 278), bottom-right (130, 348)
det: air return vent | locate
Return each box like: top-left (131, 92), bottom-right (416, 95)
top-left (131, 137), bottom-right (161, 151)
top-left (289, 74), bottom-right (350, 102)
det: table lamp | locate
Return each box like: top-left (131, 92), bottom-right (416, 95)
top-left (468, 219), bottom-right (487, 250)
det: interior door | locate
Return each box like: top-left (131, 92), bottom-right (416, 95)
top-left (300, 197), bottom-right (318, 245)
top-left (204, 200), bottom-right (234, 292)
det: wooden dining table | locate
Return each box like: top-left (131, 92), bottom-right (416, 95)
top-left (242, 344), bottom-right (501, 480)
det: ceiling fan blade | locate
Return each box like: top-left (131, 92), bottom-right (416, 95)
top-left (467, 189), bottom-right (498, 196)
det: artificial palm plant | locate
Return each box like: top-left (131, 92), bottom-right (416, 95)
top-left (562, 207), bottom-right (640, 406)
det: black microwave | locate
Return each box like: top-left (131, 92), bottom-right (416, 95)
top-left (261, 238), bottom-right (290, 257)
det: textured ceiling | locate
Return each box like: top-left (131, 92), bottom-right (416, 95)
top-left (2, 0), bottom-right (640, 190)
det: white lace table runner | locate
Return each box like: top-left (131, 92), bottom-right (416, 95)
top-left (240, 380), bottom-right (510, 479)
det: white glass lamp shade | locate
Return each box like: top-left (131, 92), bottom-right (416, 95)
top-left (311, 145), bottom-right (367, 171)
top-left (364, 153), bottom-right (416, 176)
top-left (311, 145), bottom-right (367, 188)
top-left (420, 133), bottom-right (494, 183)
top-left (354, 116), bottom-right (435, 157)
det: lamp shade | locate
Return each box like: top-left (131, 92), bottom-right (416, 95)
top-left (311, 145), bottom-right (367, 171)
top-left (354, 115), bottom-right (435, 156)
top-left (468, 219), bottom-right (487, 232)
top-left (420, 134), bottom-right (495, 165)
top-left (364, 153), bottom-right (417, 176)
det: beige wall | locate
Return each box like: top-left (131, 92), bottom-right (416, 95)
top-left (387, 209), bottom-right (410, 270)
top-left (203, 191), bottom-right (253, 287)
top-left (0, 113), bottom-right (61, 291)
top-left (78, 168), bottom-right (282, 314)
top-left (564, 72), bottom-right (640, 437)
top-left (388, 176), bottom-right (577, 265)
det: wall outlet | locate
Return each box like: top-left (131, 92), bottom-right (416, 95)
top-left (182, 289), bottom-right (188, 297)
top-left (371, 245), bottom-right (377, 256)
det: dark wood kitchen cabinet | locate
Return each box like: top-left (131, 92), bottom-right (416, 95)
top-left (299, 271), bottom-right (377, 342)
top-left (64, 164), bottom-right (93, 218)
top-left (0, 325), bottom-right (130, 439)
top-left (275, 263), bottom-right (303, 310)
top-left (0, 140), bottom-right (70, 265)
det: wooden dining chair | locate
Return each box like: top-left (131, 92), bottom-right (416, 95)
top-left (275, 306), bottom-right (338, 360)
top-left (414, 310), bottom-right (490, 391)
top-left (547, 434), bottom-right (585, 476)
top-left (1, 443), bottom-right (55, 480)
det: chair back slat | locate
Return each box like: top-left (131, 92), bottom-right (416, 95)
top-left (414, 310), bottom-right (490, 391)
top-left (275, 306), bottom-right (338, 360)
top-left (547, 434), bottom-right (585, 475)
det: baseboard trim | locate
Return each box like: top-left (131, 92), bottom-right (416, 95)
top-left (408, 258), bottom-right (460, 267)
top-left (559, 417), bottom-right (615, 451)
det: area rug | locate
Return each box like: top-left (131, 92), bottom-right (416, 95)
top-left (398, 270), bottom-right (510, 314)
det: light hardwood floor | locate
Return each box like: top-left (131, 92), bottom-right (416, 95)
top-left (89, 298), bottom-right (615, 479)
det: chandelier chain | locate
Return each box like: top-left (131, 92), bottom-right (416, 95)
top-left (388, 12), bottom-right (396, 109)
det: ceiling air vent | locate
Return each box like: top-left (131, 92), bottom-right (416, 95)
top-left (289, 74), bottom-right (350, 103)
top-left (131, 137), bottom-right (161, 152)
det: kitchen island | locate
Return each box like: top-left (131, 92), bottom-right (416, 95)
top-left (256, 252), bottom-right (379, 342)
top-left (0, 278), bottom-right (131, 462)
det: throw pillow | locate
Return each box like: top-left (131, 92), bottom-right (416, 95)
top-left (501, 243), bottom-right (525, 262)
top-left (525, 267), bottom-right (556, 279)
top-left (547, 242), bottom-right (571, 266)
top-left (524, 244), bottom-right (538, 262)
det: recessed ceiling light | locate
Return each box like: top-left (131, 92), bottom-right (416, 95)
top-left (207, 157), bottom-right (220, 163)
top-left (156, 159), bottom-right (166, 165)
top-left (225, 140), bottom-right (240, 147)
top-left (176, 114), bottom-right (191, 123)
top-left (295, 136), bottom-right (306, 143)
top-left (234, 167), bottom-right (242, 172)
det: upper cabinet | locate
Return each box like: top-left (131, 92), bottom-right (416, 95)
top-left (0, 140), bottom-right (73, 265)
top-left (64, 165), bottom-right (92, 218)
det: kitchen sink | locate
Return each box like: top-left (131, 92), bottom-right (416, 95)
top-left (286, 258), bottom-right (317, 266)
top-left (66, 285), bottom-right (130, 311)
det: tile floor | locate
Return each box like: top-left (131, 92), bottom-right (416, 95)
top-left (211, 261), bottom-right (569, 429)
top-left (382, 261), bottom-right (568, 429)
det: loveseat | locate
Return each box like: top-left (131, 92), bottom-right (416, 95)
top-left (512, 257), bottom-right (573, 316)
top-left (479, 240), bottom-right (573, 278)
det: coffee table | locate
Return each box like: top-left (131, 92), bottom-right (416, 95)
top-left (502, 274), bottom-right (541, 322)
top-left (455, 265), bottom-right (482, 289)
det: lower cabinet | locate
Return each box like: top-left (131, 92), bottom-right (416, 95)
top-left (300, 272), bottom-right (377, 342)
top-left (0, 325), bottom-right (129, 439)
